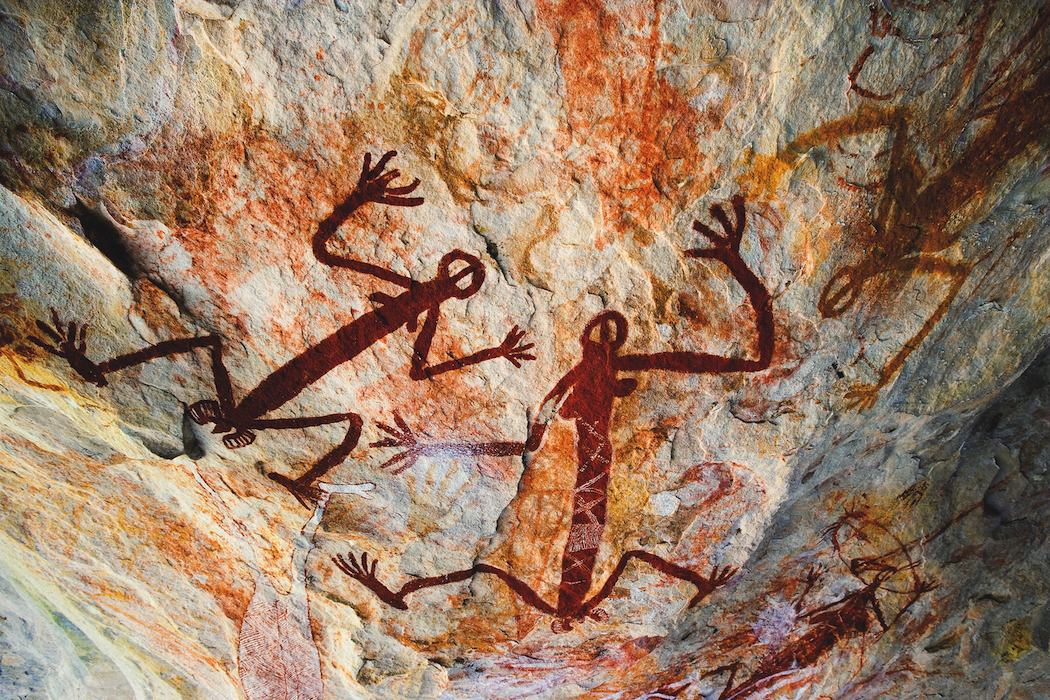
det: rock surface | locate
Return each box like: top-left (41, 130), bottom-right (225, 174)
top-left (1, 1), bottom-right (1049, 698)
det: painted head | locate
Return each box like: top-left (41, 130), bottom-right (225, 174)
top-left (580, 310), bottom-right (628, 356)
top-left (818, 264), bottom-right (866, 318)
top-left (575, 310), bottom-right (638, 398)
top-left (437, 250), bottom-right (485, 299)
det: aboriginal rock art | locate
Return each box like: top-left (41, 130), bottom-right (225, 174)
top-left (238, 500), bottom-right (331, 700)
top-left (370, 411), bottom-right (525, 475)
top-left (31, 151), bottom-right (534, 506)
top-left (702, 508), bottom-right (935, 700)
top-left (815, 9), bottom-right (1050, 410)
top-left (0, 316), bottom-right (62, 392)
top-left (335, 194), bottom-right (774, 632)
top-left (238, 582), bottom-right (323, 700)
top-left (847, 0), bottom-right (1049, 112)
top-left (846, 0), bottom-right (995, 103)
top-left (219, 473), bottom-right (374, 700)
top-left (536, 0), bottom-right (731, 235)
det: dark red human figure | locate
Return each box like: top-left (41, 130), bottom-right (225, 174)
top-left (33, 151), bottom-right (534, 507)
top-left (335, 194), bottom-right (774, 631)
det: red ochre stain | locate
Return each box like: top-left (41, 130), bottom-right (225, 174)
top-left (536, 0), bottom-right (721, 243)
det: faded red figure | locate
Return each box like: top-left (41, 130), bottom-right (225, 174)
top-left (335, 193), bottom-right (774, 632)
top-left (33, 151), bottom-right (534, 506)
top-left (703, 511), bottom-right (936, 700)
top-left (822, 3), bottom-right (1050, 410)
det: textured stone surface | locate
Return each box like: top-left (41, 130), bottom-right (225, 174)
top-left (1, 0), bottom-right (1049, 698)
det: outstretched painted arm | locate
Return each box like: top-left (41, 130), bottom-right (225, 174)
top-left (408, 305), bottom-right (535, 380)
top-left (313, 151), bottom-right (423, 287)
top-left (618, 195), bottom-right (773, 375)
top-left (32, 309), bottom-right (229, 391)
top-left (370, 412), bottom-right (524, 474)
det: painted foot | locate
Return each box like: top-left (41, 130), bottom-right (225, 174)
top-left (587, 607), bottom-right (609, 622)
top-left (844, 382), bottom-right (882, 412)
top-left (551, 617), bottom-right (573, 634)
top-left (188, 400), bottom-right (221, 425)
top-left (223, 428), bottom-right (256, 449)
top-left (31, 308), bottom-right (107, 386)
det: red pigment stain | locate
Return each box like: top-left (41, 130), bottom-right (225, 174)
top-left (537, 0), bottom-right (727, 244)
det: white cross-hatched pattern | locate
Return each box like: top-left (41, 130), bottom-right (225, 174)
top-left (573, 473), bottom-right (607, 522)
top-left (566, 523), bottom-right (604, 553)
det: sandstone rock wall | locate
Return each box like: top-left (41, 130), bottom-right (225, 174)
top-left (1, 1), bottom-right (1048, 698)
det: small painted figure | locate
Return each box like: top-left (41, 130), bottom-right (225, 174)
top-left (33, 151), bottom-right (534, 506)
top-left (704, 509), bottom-right (936, 700)
top-left (335, 193), bottom-right (774, 632)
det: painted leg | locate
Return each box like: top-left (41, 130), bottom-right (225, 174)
top-left (845, 255), bottom-right (971, 411)
top-left (579, 550), bottom-right (736, 618)
top-left (29, 317), bottom-right (252, 445)
top-left (333, 552), bottom-right (556, 615)
top-left (31, 313), bottom-right (235, 408)
top-left (266, 413), bottom-right (363, 507)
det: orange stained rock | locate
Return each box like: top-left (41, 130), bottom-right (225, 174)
top-left (738, 105), bottom-right (908, 200)
top-left (537, 0), bottom-right (724, 241)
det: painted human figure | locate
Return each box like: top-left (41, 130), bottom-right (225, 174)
top-left (703, 556), bottom-right (933, 700)
top-left (335, 193), bottom-right (774, 632)
top-left (819, 10), bottom-right (1050, 410)
top-left (33, 151), bottom-right (534, 506)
